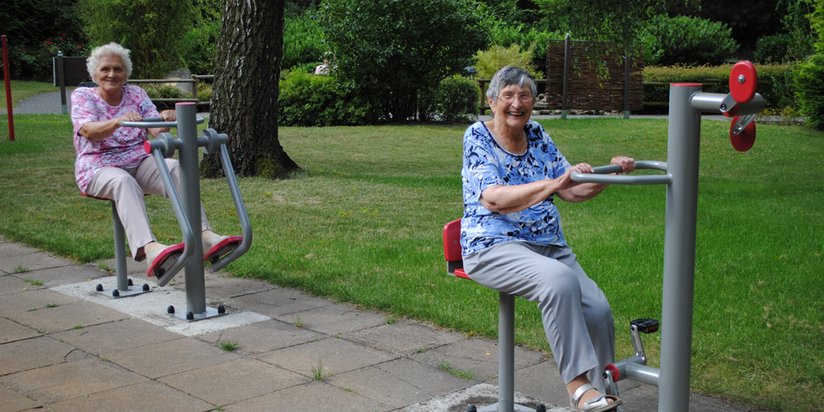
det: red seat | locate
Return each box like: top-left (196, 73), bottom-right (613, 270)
top-left (442, 219), bottom-right (471, 279)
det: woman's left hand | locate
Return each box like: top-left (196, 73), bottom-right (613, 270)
top-left (159, 110), bottom-right (176, 121)
top-left (610, 156), bottom-right (636, 174)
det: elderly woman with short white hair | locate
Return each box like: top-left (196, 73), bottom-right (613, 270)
top-left (71, 42), bottom-right (232, 279)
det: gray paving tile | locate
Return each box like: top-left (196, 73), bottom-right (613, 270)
top-left (0, 384), bottom-right (42, 411)
top-left (196, 318), bottom-right (323, 354)
top-left (277, 302), bottom-right (388, 335)
top-left (0, 288), bottom-right (79, 316)
top-left (258, 336), bottom-right (397, 378)
top-left (228, 287), bottom-right (333, 317)
top-left (19, 264), bottom-right (109, 287)
top-left (0, 357), bottom-right (146, 403)
top-left (0, 275), bottom-right (40, 295)
top-left (0, 252), bottom-right (73, 273)
top-left (0, 336), bottom-right (76, 375)
top-left (343, 319), bottom-right (466, 356)
top-left (47, 380), bottom-right (214, 412)
top-left (8, 300), bottom-right (129, 334)
top-left (224, 381), bottom-right (393, 412)
top-left (0, 242), bottom-right (39, 259)
top-left (328, 358), bottom-right (472, 408)
top-left (103, 336), bottom-right (241, 379)
top-left (0, 317), bottom-right (42, 344)
top-left (410, 337), bottom-right (548, 382)
top-left (201, 271), bottom-right (277, 299)
top-left (159, 358), bottom-right (310, 406)
top-left (509, 360), bottom-right (570, 408)
top-left (52, 318), bottom-right (180, 355)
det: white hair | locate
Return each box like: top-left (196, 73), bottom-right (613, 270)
top-left (86, 42), bottom-right (133, 80)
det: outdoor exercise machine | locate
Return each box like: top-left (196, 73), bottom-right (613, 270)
top-left (444, 61), bottom-right (763, 412)
top-left (105, 102), bottom-right (252, 321)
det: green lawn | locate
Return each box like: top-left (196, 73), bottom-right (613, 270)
top-left (0, 114), bottom-right (821, 411)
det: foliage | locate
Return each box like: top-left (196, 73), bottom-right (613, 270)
top-left (640, 14), bottom-right (739, 66)
top-left (283, 8), bottom-right (327, 70)
top-left (809, 0), bottom-right (824, 53)
top-left (278, 69), bottom-right (376, 126)
top-left (474, 44), bottom-right (542, 79)
top-left (754, 34), bottom-right (796, 64)
top-left (142, 84), bottom-right (184, 99)
top-left (794, 53), bottom-right (824, 130)
top-left (77, 0), bottom-right (194, 78)
top-left (0, 0), bottom-right (88, 80)
top-left (180, 20), bottom-right (221, 75)
top-left (430, 76), bottom-right (480, 123)
top-left (319, 0), bottom-right (490, 121)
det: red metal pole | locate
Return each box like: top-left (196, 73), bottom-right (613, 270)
top-left (2, 34), bottom-right (15, 142)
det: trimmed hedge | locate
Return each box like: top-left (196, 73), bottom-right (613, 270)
top-left (794, 54), bottom-right (824, 130)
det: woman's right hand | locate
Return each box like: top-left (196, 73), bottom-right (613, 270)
top-left (119, 111), bottom-right (142, 124)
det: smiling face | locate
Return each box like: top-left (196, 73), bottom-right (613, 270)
top-left (488, 83), bottom-right (534, 131)
top-left (92, 55), bottom-right (127, 97)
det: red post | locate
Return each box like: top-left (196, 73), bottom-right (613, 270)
top-left (2, 34), bottom-right (15, 141)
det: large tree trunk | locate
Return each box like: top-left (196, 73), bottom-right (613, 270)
top-left (201, 0), bottom-right (299, 179)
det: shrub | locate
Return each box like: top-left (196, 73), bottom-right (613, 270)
top-left (754, 34), bottom-right (795, 64)
top-left (278, 69), bottom-right (377, 126)
top-left (180, 20), bottom-right (220, 75)
top-left (143, 84), bottom-right (184, 99)
top-left (641, 14), bottom-right (739, 66)
top-left (474, 44), bottom-right (542, 79)
top-left (283, 9), bottom-right (327, 70)
top-left (794, 53), bottom-right (824, 130)
top-left (431, 76), bottom-right (480, 122)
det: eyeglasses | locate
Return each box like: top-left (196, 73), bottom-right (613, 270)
top-left (496, 92), bottom-right (533, 103)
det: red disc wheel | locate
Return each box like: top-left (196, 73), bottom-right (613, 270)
top-left (729, 61), bottom-right (758, 103)
top-left (730, 116), bottom-right (756, 152)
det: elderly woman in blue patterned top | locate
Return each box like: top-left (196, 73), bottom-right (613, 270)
top-left (460, 66), bottom-right (634, 412)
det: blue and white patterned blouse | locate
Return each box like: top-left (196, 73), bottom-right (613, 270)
top-left (461, 120), bottom-right (571, 256)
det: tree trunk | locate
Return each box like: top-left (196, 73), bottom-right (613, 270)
top-left (201, 0), bottom-right (299, 179)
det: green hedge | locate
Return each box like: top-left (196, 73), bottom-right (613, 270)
top-left (278, 70), bottom-right (378, 126)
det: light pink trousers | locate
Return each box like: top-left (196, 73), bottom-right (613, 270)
top-left (85, 157), bottom-right (210, 261)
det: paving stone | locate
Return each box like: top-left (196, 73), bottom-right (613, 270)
top-left (20, 264), bottom-right (109, 287)
top-left (0, 336), bottom-right (76, 375)
top-left (0, 252), bottom-right (73, 273)
top-left (509, 360), bottom-right (570, 407)
top-left (329, 358), bottom-right (473, 408)
top-left (0, 288), bottom-right (79, 316)
top-left (0, 242), bottom-right (39, 259)
top-left (343, 319), bottom-right (466, 356)
top-left (228, 287), bottom-right (334, 317)
top-left (8, 300), bottom-right (129, 334)
top-left (47, 380), bottom-right (214, 412)
top-left (52, 318), bottom-right (180, 355)
top-left (0, 357), bottom-right (145, 403)
top-left (159, 358), bottom-right (310, 406)
top-left (103, 336), bottom-right (241, 379)
top-left (410, 337), bottom-right (548, 382)
top-left (223, 381), bottom-right (393, 412)
top-left (201, 272), bottom-right (277, 299)
top-left (0, 275), bottom-right (41, 295)
top-left (0, 384), bottom-right (42, 411)
top-left (258, 336), bottom-right (397, 378)
top-left (196, 318), bottom-right (323, 354)
top-left (275, 302), bottom-right (388, 335)
top-left (0, 316), bottom-right (42, 344)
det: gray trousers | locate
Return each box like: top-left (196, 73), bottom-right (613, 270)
top-left (85, 157), bottom-right (210, 261)
top-left (463, 241), bottom-right (614, 391)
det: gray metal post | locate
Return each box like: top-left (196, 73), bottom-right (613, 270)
top-left (659, 83), bottom-right (702, 412)
top-left (112, 202), bottom-right (128, 291)
top-left (57, 51), bottom-right (67, 115)
top-left (176, 102), bottom-right (206, 316)
top-left (561, 33), bottom-right (570, 120)
top-left (499, 292), bottom-right (515, 412)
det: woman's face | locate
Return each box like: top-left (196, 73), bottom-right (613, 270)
top-left (93, 55), bottom-right (127, 95)
top-left (489, 83), bottom-right (534, 130)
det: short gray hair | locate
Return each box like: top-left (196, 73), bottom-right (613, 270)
top-left (486, 66), bottom-right (537, 101)
top-left (86, 42), bottom-right (133, 80)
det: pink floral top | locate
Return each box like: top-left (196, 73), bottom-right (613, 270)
top-left (71, 85), bottom-right (160, 193)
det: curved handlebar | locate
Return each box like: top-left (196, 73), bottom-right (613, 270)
top-left (120, 115), bottom-right (205, 128)
top-left (570, 160), bottom-right (671, 185)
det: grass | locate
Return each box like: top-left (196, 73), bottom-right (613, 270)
top-left (219, 341), bottom-right (240, 352)
top-left (0, 114), bottom-right (822, 411)
top-left (0, 80), bottom-right (59, 109)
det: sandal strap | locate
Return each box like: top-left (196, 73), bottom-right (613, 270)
top-left (570, 382), bottom-right (597, 407)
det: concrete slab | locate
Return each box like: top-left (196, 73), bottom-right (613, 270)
top-left (228, 286), bottom-right (334, 317)
top-left (0, 384), bottom-right (42, 411)
top-left (158, 358), bottom-right (310, 406)
top-left (52, 318), bottom-right (181, 355)
top-left (343, 319), bottom-right (466, 356)
top-left (258, 336), bottom-right (397, 378)
top-left (224, 381), bottom-right (393, 412)
top-left (0, 252), bottom-right (73, 273)
top-left (410, 337), bottom-right (548, 382)
top-left (19, 264), bottom-right (109, 287)
top-left (0, 289), bottom-right (79, 317)
top-left (196, 318), bottom-right (323, 354)
top-left (200, 270), bottom-right (278, 299)
top-left (0, 336), bottom-right (76, 375)
top-left (7, 300), bottom-right (129, 334)
top-left (403, 382), bottom-right (567, 412)
top-left (617, 381), bottom-right (751, 412)
top-left (47, 380), bottom-right (214, 412)
top-left (0, 357), bottom-right (146, 404)
top-left (276, 302), bottom-right (388, 335)
top-left (0, 274), bottom-right (42, 295)
top-left (0, 316), bottom-right (42, 344)
top-left (328, 357), bottom-right (472, 408)
top-left (103, 336), bottom-right (242, 379)
top-left (509, 360), bottom-right (571, 408)
top-left (0, 242), bottom-right (40, 259)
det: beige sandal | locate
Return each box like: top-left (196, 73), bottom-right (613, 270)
top-left (570, 383), bottom-right (622, 412)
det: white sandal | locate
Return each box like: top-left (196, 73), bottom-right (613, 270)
top-left (570, 383), bottom-right (622, 412)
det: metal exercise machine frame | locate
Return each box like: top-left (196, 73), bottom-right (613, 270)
top-left (570, 62), bottom-right (764, 412)
top-left (121, 102), bottom-right (253, 321)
